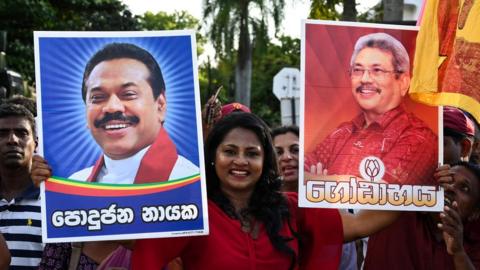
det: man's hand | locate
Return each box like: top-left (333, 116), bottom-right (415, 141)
top-left (438, 201), bottom-right (476, 269)
top-left (31, 155), bottom-right (52, 187)
top-left (303, 162), bottom-right (328, 184)
top-left (438, 201), bottom-right (464, 255)
top-left (307, 162), bottom-right (328, 175)
top-left (434, 164), bottom-right (454, 187)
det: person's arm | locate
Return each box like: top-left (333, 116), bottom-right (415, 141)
top-left (341, 210), bottom-right (401, 242)
top-left (438, 202), bottom-right (476, 270)
top-left (0, 234), bottom-right (10, 270)
top-left (340, 164), bottom-right (450, 242)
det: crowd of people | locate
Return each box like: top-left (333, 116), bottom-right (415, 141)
top-left (0, 33), bottom-right (479, 270)
top-left (0, 91), bottom-right (478, 269)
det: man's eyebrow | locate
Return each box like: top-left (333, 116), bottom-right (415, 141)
top-left (354, 63), bottom-right (383, 67)
top-left (89, 87), bottom-right (103, 93)
top-left (121, 82), bottom-right (139, 88)
top-left (0, 127), bottom-right (28, 132)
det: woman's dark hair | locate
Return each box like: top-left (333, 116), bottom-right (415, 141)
top-left (205, 112), bottom-right (297, 269)
top-left (271, 125), bottom-right (299, 140)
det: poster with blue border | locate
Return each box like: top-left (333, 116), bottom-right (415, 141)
top-left (34, 31), bottom-right (209, 242)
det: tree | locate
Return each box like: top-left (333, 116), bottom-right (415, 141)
top-left (199, 35), bottom-right (300, 125)
top-left (309, 0), bottom-right (341, 20)
top-left (203, 0), bottom-right (285, 107)
top-left (250, 36), bottom-right (300, 126)
top-left (0, 0), bottom-right (138, 83)
top-left (138, 11), bottom-right (206, 56)
top-left (342, 0), bottom-right (357, 21)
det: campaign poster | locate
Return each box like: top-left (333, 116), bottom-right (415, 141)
top-left (299, 21), bottom-right (443, 211)
top-left (34, 31), bottom-right (209, 242)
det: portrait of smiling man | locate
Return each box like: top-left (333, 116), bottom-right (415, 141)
top-left (70, 42), bottom-right (198, 184)
top-left (305, 32), bottom-right (437, 186)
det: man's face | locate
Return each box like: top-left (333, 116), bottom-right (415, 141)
top-left (351, 47), bottom-right (410, 116)
top-left (445, 166), bottom-right (480, 221)
top-left (85, 58), bottom-right (166, 160)
top-left (0, 116), bottom-right (36, 169)
top-left (444, 135), bottom-right (463, 165)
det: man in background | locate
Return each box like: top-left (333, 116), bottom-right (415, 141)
top-left (0, 103), bottom-right (42, 269)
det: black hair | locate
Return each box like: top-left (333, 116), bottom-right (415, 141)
top-left (444, 128), bottom-right (473, 144)
top-left (81, 43), bottom-right (165, 102)
top-left (204, 112), bottom-right (298, 269)
top-left (271, 125), bottom-right (299, 140)
top-left (0, 103), bottom-right (36, 137)
top-left (6, 95), bottom-right (37, 117)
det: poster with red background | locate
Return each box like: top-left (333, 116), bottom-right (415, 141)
top-left (300, 21), bottom-right (443, 211)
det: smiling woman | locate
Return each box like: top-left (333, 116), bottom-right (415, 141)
top-left (132, 112), bottom-right (344, 270)
top-left (272, 125), bottom-right (299, 192)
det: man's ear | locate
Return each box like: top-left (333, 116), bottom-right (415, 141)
top-left (34, 137), bottom-right (39, 153)
top-left (156, 93), bottom-right (167, 123)
top-left (460, 138), bottom-right (473, 161)
top-left (399, 73), bottom-right (411, 97)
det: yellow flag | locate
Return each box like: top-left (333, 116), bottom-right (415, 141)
top-left (410, 0), bottom-right (480, 122)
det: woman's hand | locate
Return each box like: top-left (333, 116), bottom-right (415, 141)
top-left (31, 155), bottom-right (52, 187)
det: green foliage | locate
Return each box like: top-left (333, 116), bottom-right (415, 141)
top-left (198, 55), bottom-right (235, 104)
top-left (357, 1), bottom-right (383, 22)
top-left (200, 35), bottom-right (300, 126)
top-left (0, 0), bottom-right (138, 83)
top-left (309, 0), bottom-right (383, 22)
top-left (309, 0), bottom-right (341, 20)
top-left (204, 0), bottom-right (285, 57)
top-left (138, 10), bottom-right (206, 56)
top-left (140, 10), bottom-right (197, 30)
top-left (203, 0), bottom-right (286, 106)
top-left (251, 36), bottom-right (300, 126)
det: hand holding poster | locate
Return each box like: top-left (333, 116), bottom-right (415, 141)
top-left (34, 31), bottom-right (208, 242)
top-left (300, 21), bottom-right (443, 211)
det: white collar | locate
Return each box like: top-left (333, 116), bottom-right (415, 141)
top-left (98, 146), bottom-right (151, 184)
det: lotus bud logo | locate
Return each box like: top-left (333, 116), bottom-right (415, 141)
top-left (359, 156), bottom-right (385, 182)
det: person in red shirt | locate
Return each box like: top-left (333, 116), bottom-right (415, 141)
top-left (132, 112), bottom-right (343, 270)
top-left (305, 32), bottom-right (437, 186)
top-left (30, 113), bottom-right (408, 270)
top-left (363, 162), bottom-right (480, 270)
top-left (362, 107), bottom-right (480, 270)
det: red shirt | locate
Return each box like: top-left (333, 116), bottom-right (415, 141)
top-left (131, 193), bottom-right (342, 270)
top-left (305, 106), bottom-right (438, 185)
top-left (364, 212), bottom-right (480, 270)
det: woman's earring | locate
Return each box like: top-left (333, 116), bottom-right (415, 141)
top-left (211, 162), bottom-right (215, 166)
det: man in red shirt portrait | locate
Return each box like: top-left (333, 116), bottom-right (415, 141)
top-left (305, 32), bottom-right (437, 186)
